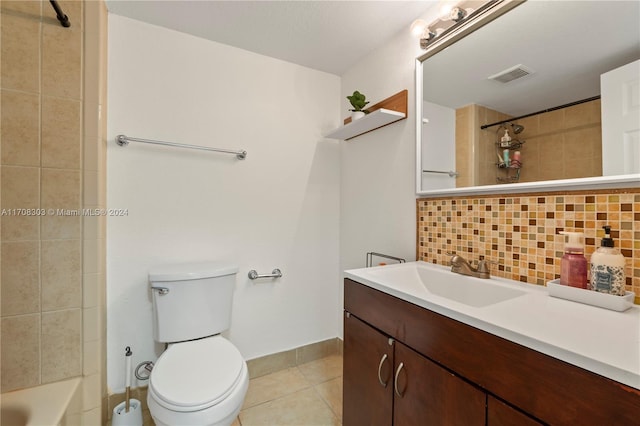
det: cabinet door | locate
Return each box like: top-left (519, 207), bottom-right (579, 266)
top-left (393, 342), bottom-right (486, 426)
top-left (487, 396), bottom-right (543, 426)
top-left (343, 312), bottom-right (394, 426)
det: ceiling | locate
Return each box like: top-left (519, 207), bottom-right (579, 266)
top-left (105, 0), bottom-right (438, 75)
top-left (422, 1), bottom-right (640, 117)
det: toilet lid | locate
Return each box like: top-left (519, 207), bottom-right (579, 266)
top-left (149, 336), bottom-right (244, 410)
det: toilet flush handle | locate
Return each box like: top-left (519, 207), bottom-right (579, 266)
top-left (151, 286), bottom-right (170, 295)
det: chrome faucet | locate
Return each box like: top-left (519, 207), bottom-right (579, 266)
top-left (447, 252), bottom-right (493, 279)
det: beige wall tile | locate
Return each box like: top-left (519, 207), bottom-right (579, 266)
top-left (61, 378), bottom-right (83, 426)
top-left (83, 134), bottom-right (100, 173)
top-left (80, 408), bottom-right (101, 426)
top-left (41, 168), bottom-right (81, 208)
top-left (538, 109), bottom-right (565, 134)
top-left (592, 149), bottom-right (603, 175)
top-left (1, 90), bottom-right (40, 166)
top-left (1, 1), bottom-right (42, 15)
top-left (564, 99), bottom-right (601, 128)
top-left (247, 348), bottom-right (297, 379)
top-left (83, 211), bottom-right (106, 240)
top-left (455, 106), bottom-right (473, 187)
top-left (1, 13), bottom-right (40, 92)
top-left (83, 306), bottom-right (100, 342)
top-left (1, 165), bottom-right (40, 240)
top-left (83, 170), bottom-right (99, 206)
top-left (1, 1), bottom-right (105, 418)
top-left (1, 314), bottom-right (40, 392)
top-left (43, 0), bottom-right (83, 31)
top-left (82, 372), bottom-right (101, 411)
top-left (564, 127), bottom-right (598, 160)
top-left (83, 237), bottom-right (105, 274)
top-left (41, 168), bottom-right (81, 239)
top-left (83, 0), bottom-right (101, 107)
top-left (41, 212), bottom-right (81, 240)
top-left (42, 24), bottom-right (82, 99)
top-left (565, 157), bottom-right (595, 179)
top-left (83, 339), bottom-right (100, 376)
top-left (83, 272), bottom-right (99, 308)
top-left (296, 338), bottom-right (339, 364)
top-left (41, 239), bottom-right (82, 311)
top-left (42, 96), bottom-right (81, 169)
top-left (1, 241), bottom-right (40, 316)
top-left (41, 309), bottom-right (82, 383)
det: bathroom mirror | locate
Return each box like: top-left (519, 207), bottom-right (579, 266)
top-left (416, 0), bottom-right (640, 196)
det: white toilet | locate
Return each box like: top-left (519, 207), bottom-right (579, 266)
top-left (147, 262), bottom-right (249, 426)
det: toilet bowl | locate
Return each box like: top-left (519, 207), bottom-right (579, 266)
top-left (147, 336), bottom-right (249, 426)
top-left (146, 262), bottom-right (248, 426)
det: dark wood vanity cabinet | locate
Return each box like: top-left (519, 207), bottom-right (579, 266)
top-left (393, 340), bottom-right (486, 425)
top-left (343, 278), bottom-right (640, 426)
top-left (343, 311), bottom-right (393, 426)
top-left (487, 396), bottom-right (543, 426)
top-left (344, 313), bottom-right (485, 426)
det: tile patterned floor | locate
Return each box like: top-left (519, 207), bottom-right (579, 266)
top-left (234, 354), bottom-right (343, 426)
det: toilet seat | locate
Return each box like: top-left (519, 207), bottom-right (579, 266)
top-left (149, 336), bottom-right (244, 412)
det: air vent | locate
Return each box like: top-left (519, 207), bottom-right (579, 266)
top-left (488, 64), bottom-right (534, 84)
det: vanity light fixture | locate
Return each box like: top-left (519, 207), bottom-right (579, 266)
top-left (413, 0), bottom-right (489, 50)
top-left (448, 7), bottom-right (469, 22)
top-left (419, 27), bottom-right (445, 49)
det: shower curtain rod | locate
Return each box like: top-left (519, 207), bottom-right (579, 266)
top-left (116, 135), bottom-right (247, 160)
top-left (480, 95), bottom-right (601, 130)
top-left (49, 0), bottom-right (70, 27)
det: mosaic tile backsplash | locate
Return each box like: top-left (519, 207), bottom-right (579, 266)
top-left (417, 189), bottom-right (640, 303)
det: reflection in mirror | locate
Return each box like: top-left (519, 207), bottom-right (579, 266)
top-left (417, 0), bottom-right (640, 194)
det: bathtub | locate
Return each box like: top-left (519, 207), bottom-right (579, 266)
top-left (0, 378), bottom-right (82, 426)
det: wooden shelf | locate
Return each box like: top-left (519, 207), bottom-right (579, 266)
top-left (325, 109), bottom-right (406, 140)
top-left (325, 90), bottom-right (408, 140)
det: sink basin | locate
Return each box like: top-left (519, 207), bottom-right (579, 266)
top-left (354, 261), bottom-right (526, 308)
top-left (415, 266), bottom-right (525, 307)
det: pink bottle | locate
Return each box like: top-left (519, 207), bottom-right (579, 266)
top-left (559, 231), bottom-right (588, 288)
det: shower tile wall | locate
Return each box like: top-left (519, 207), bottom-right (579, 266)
top-left (417, 189), bottom-right (640, 302)
top-left (455, 99), bottom-right (602, 187)
top-left (0, 0), bottom-right (107, 423)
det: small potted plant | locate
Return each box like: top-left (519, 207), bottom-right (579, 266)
top-left (347, 90), bottom-right (369, 121)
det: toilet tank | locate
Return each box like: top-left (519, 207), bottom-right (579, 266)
top-left (149, 262), bottom-right (239, 343)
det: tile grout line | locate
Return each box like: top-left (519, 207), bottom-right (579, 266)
top-left (311, 379), bottom-right (342, 422)
top-left (239, 355), bottom-right (343, 425)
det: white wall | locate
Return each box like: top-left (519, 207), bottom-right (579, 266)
top-left (106, 14), bottom-right (341, 392)
top-left (339, 9), bottom-right (439, 273)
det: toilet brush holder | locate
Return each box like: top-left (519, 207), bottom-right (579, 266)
top-left (112, 399), bottom-right (143, 426)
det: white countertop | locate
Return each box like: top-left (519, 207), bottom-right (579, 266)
top-left (344, 261), bottom-right (640, 390)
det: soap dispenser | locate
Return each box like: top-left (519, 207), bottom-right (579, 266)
top-left (559, 231), bottom-right (587, 289)
top-left (590, 226), bottom-right (626, 295)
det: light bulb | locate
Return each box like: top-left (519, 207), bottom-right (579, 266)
top-left (439, 2), bottom-right (454, 20)
top-left (410, 19), bottom-right (427, 37)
